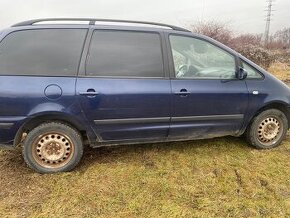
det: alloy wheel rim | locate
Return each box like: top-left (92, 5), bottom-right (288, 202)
top-left (257, 116), bottom-right (282, 146)
top-left (32, 132), bottom-right (74, 169)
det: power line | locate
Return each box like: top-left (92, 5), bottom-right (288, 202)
top-left (264, 0), bottom-right (274, 46)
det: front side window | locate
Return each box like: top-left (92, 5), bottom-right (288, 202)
top-left (242, 61), bottom-right (263, 79)
top-left (0, 29), bottom-right (87, 76)
top-left (170, 35), bottom-right (236, 79)
top-left (86, 30), bottom-right (164, 77)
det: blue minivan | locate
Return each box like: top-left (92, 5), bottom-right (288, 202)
top-left (0, 19), bottom-right (289, 173)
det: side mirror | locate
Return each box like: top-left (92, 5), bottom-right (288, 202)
top-left (237, 67), bottom-right (248, 80)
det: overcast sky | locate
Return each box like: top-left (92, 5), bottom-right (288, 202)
top-left (0, 0), bottom-right (289, 34)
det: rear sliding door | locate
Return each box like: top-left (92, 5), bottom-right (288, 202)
top-left (76, 29), bottom-right (171, 142)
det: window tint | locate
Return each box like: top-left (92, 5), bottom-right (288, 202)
top-left (242, 61), bottom-right (263, 79)
top-left (170, 35), bottom-right (236, 79)
top-left (0, 29), bottom-right (87, 76)
top-left (86, 30), bottom-right (164, 77)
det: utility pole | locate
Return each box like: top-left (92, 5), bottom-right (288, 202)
top-left (264, 0), bottom-right (274, 46)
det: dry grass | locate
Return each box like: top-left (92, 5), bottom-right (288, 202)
top-left (0, 64), bottom-right (290, 218)
top-left (268, 62), bottom-right (290, 81)
top-left (2, 138), bottom-right (290, 218)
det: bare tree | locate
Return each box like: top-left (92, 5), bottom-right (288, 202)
top-left (191, 21), bottom-right (233, 46)
top-left (274, 28), bottom-right (290, 48)
top-left (231, 34), bottom-right (263, 47)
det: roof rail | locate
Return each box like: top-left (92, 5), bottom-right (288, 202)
top-left (12, 18), bottom-right (190, 32)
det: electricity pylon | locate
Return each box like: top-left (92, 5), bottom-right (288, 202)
top-left (264, 0), bottom-right (274, 46)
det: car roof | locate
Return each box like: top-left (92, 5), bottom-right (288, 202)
top-left (11, 18), bottom-right (191, 33)
top-left (6, 18), bottom-right (243, 61)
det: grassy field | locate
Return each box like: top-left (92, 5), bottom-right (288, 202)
top-left (268, 62), bottom-right (290, 82)
top-left (1, 62), bottom-right (290, 218)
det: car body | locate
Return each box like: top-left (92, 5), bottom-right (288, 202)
top-left (0, 19), bottom-right (289, 173)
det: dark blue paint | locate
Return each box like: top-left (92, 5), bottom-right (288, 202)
top-left (76, 77), bottom-right (171, 141)
top-left (0, 24), bottom-right (290, 148)
top-left (169, 79), bottom-right (248, 139)
top-left (44, 84), bottom-right (62, 100)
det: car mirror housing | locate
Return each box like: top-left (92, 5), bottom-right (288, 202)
top-left (237, 67), bottom-right (248, 80)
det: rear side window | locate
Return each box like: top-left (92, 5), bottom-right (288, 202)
top-left (0, 29), bottom-right (87, 76)
top-left (86, 30), bottom-right (164, 77)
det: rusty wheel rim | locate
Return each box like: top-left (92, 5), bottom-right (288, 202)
top-left (257, 116), bottom-right (283, 146)
top-left (32, 132), bottom-right (75, 169)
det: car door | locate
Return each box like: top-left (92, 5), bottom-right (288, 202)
top-left (167, 33), bottom-right (249, 139)
top-left (76, 29), bottom-right (171, 142)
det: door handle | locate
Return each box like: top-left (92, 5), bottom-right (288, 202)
top-left (174, 89), bottom-right (190, 97)
top-left (79, 89), bottom-right (99, 97)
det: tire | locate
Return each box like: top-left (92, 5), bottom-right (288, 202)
top-left (246, 109), bottom-right (288, 149)
top-left (23, 122), bottom-right (83, 173)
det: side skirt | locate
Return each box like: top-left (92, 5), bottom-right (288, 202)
top-left (90, 133), bottom-right (240, 148)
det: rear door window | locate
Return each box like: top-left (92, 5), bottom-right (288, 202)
top-left (0, 29), bottom-right (87, 76)
top-left (86, 30), bottom-right (164, 78)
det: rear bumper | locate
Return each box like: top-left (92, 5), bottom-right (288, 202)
top-left (0, 116), bottom-right (26, 147)
top-left (0, 143), bottom-right (15, 149)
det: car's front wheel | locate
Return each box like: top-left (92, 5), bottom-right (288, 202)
top-left (23, 122), bottom-right (83, 173)
top-left (246, 109), bottom-right (288, 149)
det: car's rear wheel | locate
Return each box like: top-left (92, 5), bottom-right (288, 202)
top-left (23, 122), bottom-right (83, 173)
top-left (246, 109), bottom-right (288, 149)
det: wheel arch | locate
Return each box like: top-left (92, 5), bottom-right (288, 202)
top-left (246, 101), bottom-right (290, 132)
top-left (14, 112), bottom-right (89, 147)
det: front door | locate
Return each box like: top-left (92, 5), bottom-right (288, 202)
top-left (167, 34), bottom-right (249, 139)
top-left (76, 29), bottom-right (171, 142)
